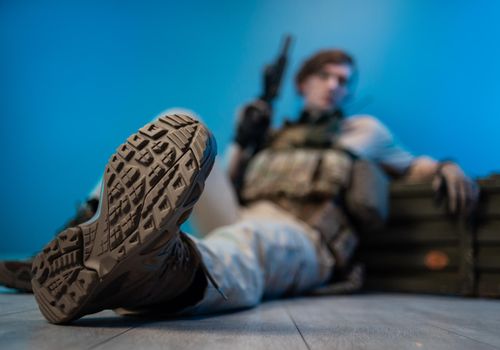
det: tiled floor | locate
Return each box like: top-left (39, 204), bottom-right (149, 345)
top-left (1, 290), bottom-right (499, 350)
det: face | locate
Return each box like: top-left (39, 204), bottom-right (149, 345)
top-left (300, 63), bottom-right (353, 112)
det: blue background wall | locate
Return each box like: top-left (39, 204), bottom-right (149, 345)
top-left (1, 0), bottom-right (499, 254)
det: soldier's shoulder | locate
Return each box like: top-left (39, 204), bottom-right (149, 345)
top-left (343, 114), bottom-right (391, 136)
top-left (344, 114), bottom-right (383, 125)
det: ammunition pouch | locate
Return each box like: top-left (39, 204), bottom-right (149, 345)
top-left (309, 201), bottom-right (359, 270)
top-left (274, 198), bottom-right (359, 271)
top-left (241, 148), bottom-right (352, 202)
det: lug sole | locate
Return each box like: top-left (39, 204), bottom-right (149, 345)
top-left (0, 261), bottom-right (33, 293)
top-left (31, 114), bottom-right (216, 324)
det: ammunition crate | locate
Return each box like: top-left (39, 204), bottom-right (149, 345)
top-left (359, 174), bottom-right (500, 297)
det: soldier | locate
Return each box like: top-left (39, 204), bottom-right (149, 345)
top-left (4, 50), bottom-right (478, 324)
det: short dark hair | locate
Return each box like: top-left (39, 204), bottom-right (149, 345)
top-left (295, 49), bottom-right (355, 91)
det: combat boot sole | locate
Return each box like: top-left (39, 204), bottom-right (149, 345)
top-left (0, 259), bottom-right (33, 293)
top-left (32, 114), bottom-right (216, 324)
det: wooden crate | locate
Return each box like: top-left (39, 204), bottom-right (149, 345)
top-left (475, 175), bottom-right (500, 297)
top-left (359, 174), bottom-right (500, 297)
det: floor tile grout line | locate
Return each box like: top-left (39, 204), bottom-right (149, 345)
top-left (86, 327), bottom-right (135, 350)
top-left (431, 323), bottom-right (500, 350)
top-left (284, 306), bottom-right (312, 350)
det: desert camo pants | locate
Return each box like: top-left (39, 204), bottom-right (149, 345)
top-left (182, 201), bottom-right (335, 314)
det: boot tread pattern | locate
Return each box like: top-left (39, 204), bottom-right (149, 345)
top-left (32, 114), bottom-right (215, 324)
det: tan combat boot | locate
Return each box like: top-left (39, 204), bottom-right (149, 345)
top-left (31, 114), bottom-right (216, 324)
top-left (0, 259), bottom-right (33, 292)
top-left (0, 199), bottom-right (98, 294)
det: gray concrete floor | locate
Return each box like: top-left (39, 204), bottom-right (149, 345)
top-left (1, 287), bottom-right (499, 350)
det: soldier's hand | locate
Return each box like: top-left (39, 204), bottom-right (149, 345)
top-left (234, 100), bottom-right (271, 150)
top-left (432, 162), bottom-right (480, 216)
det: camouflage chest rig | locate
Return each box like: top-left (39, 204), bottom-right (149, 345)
top-left (240, 110), bottom-right (359, 273)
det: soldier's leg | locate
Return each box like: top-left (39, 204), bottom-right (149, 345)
top-left (116, 206), bottom-right (334, 317)
top-left (175, 202), bottom-right (335, 314)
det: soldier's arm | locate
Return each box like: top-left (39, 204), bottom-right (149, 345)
top-left (349, 115), bottom-right (479, 216)
top-left (229, 100), bottom-right (272, 201)
top-left (403, 157), bottom-right (479, 216)
top-left (402, 156), bottom-right (440, 182)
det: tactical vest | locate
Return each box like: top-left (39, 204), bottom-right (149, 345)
top-left (241, 148), bottom-right (352, 202)
top-left (241, 115), bottom-right (352, 202)
top-left (241, 116), bottom-right (359, 270)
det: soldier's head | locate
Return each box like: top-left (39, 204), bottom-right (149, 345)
top-left (296, 49), bottom-right (356, 113)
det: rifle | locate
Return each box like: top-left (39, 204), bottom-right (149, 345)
top-left (260, 34), bottom-right (293, 105)
top-left (235, 35), bottom-right (294, 152)
top-left (230, 35), bottom-right (293, 199)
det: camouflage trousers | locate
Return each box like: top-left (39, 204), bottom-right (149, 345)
top-left (182, 201), bottom-right (335, 314)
